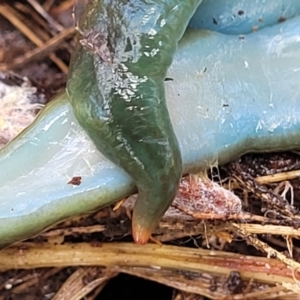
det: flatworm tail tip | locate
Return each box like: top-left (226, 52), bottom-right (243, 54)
top-left (132, 222), bottom-right (152, 245)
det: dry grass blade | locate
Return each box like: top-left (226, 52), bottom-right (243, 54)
top-left (118, 266), bottom-right (231, 299)
top-left (233, 223), bottom-right (300, 236)
top-left (0, 242), bottom-right (299, 289)
top-left (0, 27), bottom-right (75, 71)
top-left (118, 267), bottom-right (300, 299)
top-left (255, 170), bottom-right (300, 184)
top-left (43, 0), bottom-right (56, 11)
top-left (233, 224), bottom-right (300, 277)
top-left (52, 267), bottom-right (117, 300)
top-left (84, 283), bottom-right (110, 300)
top-left (0, 4), bottom-right (68, 73)
top-left (10, 268), bottom-right (61, 294)
top-left (26, 0), bottom-right (64, 32)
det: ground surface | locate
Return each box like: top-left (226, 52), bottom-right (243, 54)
top-left (1, 1), bottom-right (300, 299)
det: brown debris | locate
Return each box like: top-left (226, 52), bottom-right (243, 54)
top-left (67, 176), bottom-right (82, 186)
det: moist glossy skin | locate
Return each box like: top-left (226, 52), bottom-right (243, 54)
top-left (67, 0), bottom-right (201, 244)
top-left (190, 0), bottom-right (300, 34)
top-left (167, 20), bottom-right (300, 172)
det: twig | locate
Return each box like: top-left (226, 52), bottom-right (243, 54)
top-left (255, 170), bottom-right (300, 184)
top-left (26, 0), bottom-right (64, 32)
top-left (14, 2), bottom-right (57, 38)
top-left (0, 27), bottom-right (75, 71)
top-left (0, 4), bottom-right (68, 73)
